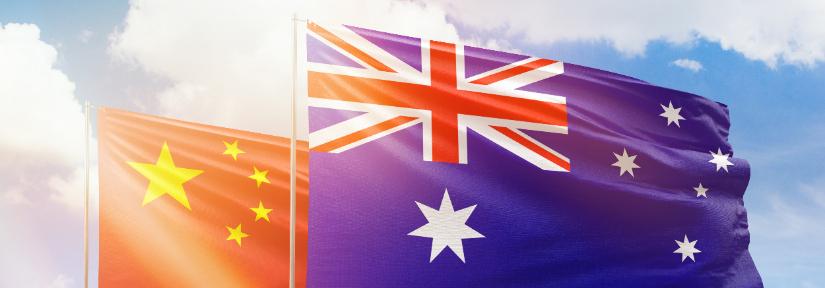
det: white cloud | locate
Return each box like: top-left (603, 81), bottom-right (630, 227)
top-left (78, 29), bottom-right (93, 43)
top-left (46, 274), bottom-right (74, 288)
top-left (49, 167), bottom-right (85, 210)
top-left (0, 23), bottom-right (87, 211)
top-left (109, 0), bottom-right (462, 137)
top-left (671, 58), bottom-right (703, 72)
top-left (431, 0), bottom-right (825, 67)
top-left (2, 187), bottom-right (31, 205)
top-left (467, 36), bottom-right (521, 54)
top-left (0, 23), bottom-right (83, 164)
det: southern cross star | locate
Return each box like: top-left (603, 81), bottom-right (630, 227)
top-left (612, 148), bottom-right (640, 177)
top-left (409, 189), bottom-right (484, 263)
top-left (709, 148), bottom-right (734, 172)
top-left (674, 235), bottom-right (701, 262)
top-left (694, 183), bottom-right (709, 198)
top-left (659, 101), bottom-right (686, 127)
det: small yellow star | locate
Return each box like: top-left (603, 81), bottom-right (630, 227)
top-left (250, 201), bottom-right (273, 222)
top-left (222, 140), bottom-right (245, 161)
top-left (226, 224), bottom-right (249, 247)
top-left (128, 142), bottom-right (203, 210)
top-left (248, 166), bottom-right (270, 188)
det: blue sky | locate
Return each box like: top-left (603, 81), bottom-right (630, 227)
top-left (2, 1), bottom-right (824, 287)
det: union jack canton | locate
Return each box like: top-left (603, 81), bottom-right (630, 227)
top-left (306, 22), bottom-right (570, 171)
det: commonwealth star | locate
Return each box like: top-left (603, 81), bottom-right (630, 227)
top-left (409, 189), bottom-right (484, 263)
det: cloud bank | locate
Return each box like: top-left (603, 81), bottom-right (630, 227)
top-left (110, 0), bottom-right (462, 137)
top-left (0, 23), bottom-right (87, 210)
top-left (110, 0), bottom-right (825, 142)
top-left (0, 22), bottom-right (88, 288)
top-left (433, 0), bottom-right (825, 68)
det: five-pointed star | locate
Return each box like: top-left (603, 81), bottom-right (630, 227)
top-left (128, 142), bottom-right (204, 210)
top-left (612, 148), bottom-right (640, 177)
top-left (659, 101), bottom-right (686, 127)
top-left (222, 140), bottom-right (245, 161)
top-left (408, 189), bottom-right (484, 263)
top-left (694, 183), bottom-right (709, 198)
top-left (226, 224), bottom-right (249, 247)
top-left (248, 166), bottom-right (271, 188)
top-left (709, 148), bottom-right (734, 172)
top-left (674, 235), bottom-right (701, 262)
top-left (250, 201), bottom-right (273, 222)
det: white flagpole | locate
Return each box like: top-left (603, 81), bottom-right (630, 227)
top-left (83, 101), bottom-right (91, 288)
top-left (289, 14), bottom-right (298, 288)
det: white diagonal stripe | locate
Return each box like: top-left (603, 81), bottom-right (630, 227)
top-left (484, 61), bottom-right (564, 91)
top-left (322, 23), bottom-right (424, 78)
top-left (464, 57), bottom-right (540, 83)
top-left (464, 120), bottom-right (569, 171)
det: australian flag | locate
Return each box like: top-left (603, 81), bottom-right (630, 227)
top-left (303, 21), bottom-right (762, 287)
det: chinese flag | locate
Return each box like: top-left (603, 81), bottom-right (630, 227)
top-left (98, 108), bottom-right (308, 287)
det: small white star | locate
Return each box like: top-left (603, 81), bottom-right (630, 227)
top-left (612, 148), bottom-right (640, 177)
top-left (409, 189), bottom-right (484, 263)
top-left (709, 148), bottom-right (734, 172)
top-left (659, 101), bottom-right (686, 127)
top-left (674, 235), bottom-right (701, 262)
top-left (694, 183), bottom-right (709, 198)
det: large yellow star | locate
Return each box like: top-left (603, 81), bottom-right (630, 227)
top-left (248, 166), bottom-right (270, 188)
top-left (128, 142), bottom-right (204, 210)
top-left (226, 223), bottom-right (249, 247)
top-left (250, 201), bottom-right (273, 222)
top-left (222, 140), bottom-right (245, 161)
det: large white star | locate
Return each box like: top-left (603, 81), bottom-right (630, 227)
top-left (694, 183), bottom-right (709, 198)
top-left (612, 148), bottom-right (640, 177)
top-left (673, 235), bottom-right (701, 262)
top-left (708, 148), bottom-right (734, 172)
top-left (409, 189), bottom-right (484, 263)
top-left (659, 101), bottom-right (686, 127)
